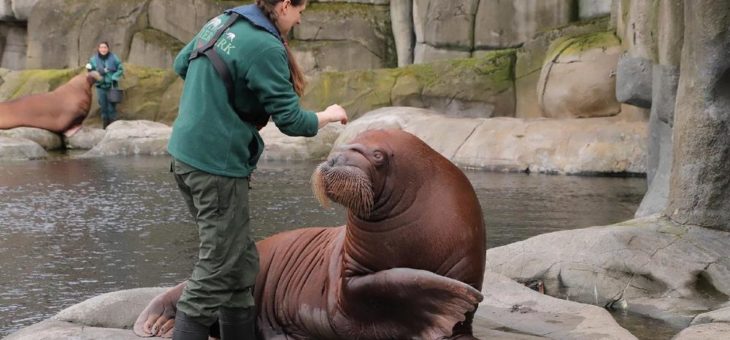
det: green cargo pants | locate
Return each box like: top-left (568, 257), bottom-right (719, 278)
top-left (172, 158), bottom-right (259, 327)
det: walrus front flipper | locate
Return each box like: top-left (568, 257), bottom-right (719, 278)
top-left (338, 268), bottom-right (483, 339)
top-left (133, 282), bottom-right (186, 338)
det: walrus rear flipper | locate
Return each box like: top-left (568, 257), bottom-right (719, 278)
top-left (133, 282), bottom-right (186, 338)
top-left (337, 268), bottom-right (483, 340)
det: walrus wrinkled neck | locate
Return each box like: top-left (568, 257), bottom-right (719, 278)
top-left (342, 182), bottom-right (424, 273)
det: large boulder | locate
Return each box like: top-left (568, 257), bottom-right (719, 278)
top-left (672, 323), bottom-right (730, 340)
top-left (4, 287), bottom-right (167, 340)
top-left (259, 122), bottom-right (345, 161)
top-left (65, 126), bottom-right (106, 150)
top-left (537, 32), bottom-right (622, 118)
top-left (514, 17), bottom-right (611, 118)
top-left (475, 271), bottom-right (637, 339)
top-left (333, 107), bottom-right (646, 175)
top-left (0, 135), bottom-right (46, 160)
top-left (486, 215), bottom-right (730, 327)
top-left (82, 120), bottom-right (170, 157)
top-left (0, 127), bottom-right (62, 150)
top-left (26, 0), bottom-right (149, 69)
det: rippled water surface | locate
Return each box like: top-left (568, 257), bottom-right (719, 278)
top-left (0, 155), bottom-right (660, 337)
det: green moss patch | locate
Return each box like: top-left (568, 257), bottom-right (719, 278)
top-left (302, 50), bottom-right (516, 119)
top-left (2, 68), bottom-right (79, 100)
top-left (545, 32), bottom-right (620, 63)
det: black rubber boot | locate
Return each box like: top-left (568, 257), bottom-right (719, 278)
top-left (219, 306), bottom-right (256, 340)
top-left (102, 117), bottom-right (110, 129)
top-left (172, 311), bottom-right (210, 340)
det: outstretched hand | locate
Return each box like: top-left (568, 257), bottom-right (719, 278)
top-left (317, 104), bottom-right (348, 128)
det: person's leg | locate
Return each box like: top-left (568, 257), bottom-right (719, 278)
top-left (97, 87), bottom-right (111, 129)
top-left (172, 159), bottom-right (210, 340)
top-left (108, 101), bottom-right (118, 125)
top-left (212, 173), bottom-right (258, 340)
top-left (173, 160), bottom-right (258, 339)
top-left (219, 306), bottom-right (256, 339)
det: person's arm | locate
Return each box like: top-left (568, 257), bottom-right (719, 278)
top-left (86, 56), bottom-right (97, 72)
top-left (317, 104), bottom-right (348, 129)
top-left (110, 55), bottom-right (124, 83)
top-left (173, 39), bottom-right (197, 80)
top-left (246, 46), bottom-right (347, 136)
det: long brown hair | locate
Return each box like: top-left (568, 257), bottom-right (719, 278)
top-left (256, 0), bottom-right (307, 96)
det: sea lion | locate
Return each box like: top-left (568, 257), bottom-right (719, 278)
top-left (0, 71), bottom-right (101, 136)
top-left (135, 129), bottom-right (487, 339)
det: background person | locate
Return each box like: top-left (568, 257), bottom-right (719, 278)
top-left (167, 0), bottom-right (348, 339)
top-left (86, 41), bottom-right (124, 129)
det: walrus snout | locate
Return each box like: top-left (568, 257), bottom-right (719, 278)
top-left (327, 143), bottom-right (368, 168)
top-left (311, 158), bottom-right (374, 217)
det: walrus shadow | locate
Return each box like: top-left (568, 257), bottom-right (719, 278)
top-left (0, 70), bottom-right (101, 137)
top-left (135, 129), bottom-right (487, 339)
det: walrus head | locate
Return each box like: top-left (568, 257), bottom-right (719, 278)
top-left (86, 70), bottom-right (102, 85)
top-left (312, 129), bottom-right (423, 220)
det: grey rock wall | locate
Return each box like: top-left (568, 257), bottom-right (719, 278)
top-left (0, 22), bottom-right (24, 69)
top-left (666, 1), bottom-right (730, 230)
top-left (292, 2), bottom-right (395, 73)
top-left (579, 0), bottom-right (612, 20)
top-left (26, 0), bottom-right (149, 69)
top-left (633, 0), bottom-right (684, 218)
top-left (474, 0), bottom-right (574, 49)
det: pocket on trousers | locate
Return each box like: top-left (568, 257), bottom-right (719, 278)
top-left (214, 176), bottom-right (234, 215)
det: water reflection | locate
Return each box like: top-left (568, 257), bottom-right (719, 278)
top-left (0, 156), bottom-right (649, 337)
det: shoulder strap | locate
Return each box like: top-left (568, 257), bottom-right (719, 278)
top-left (189, 12), bottom-right (240, 102)
top-left (188, 13), bottom-right (270, 128)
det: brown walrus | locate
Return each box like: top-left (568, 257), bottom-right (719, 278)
top-left (134, 129), bottom-right (487, 339)
top-left (0, 71), bottom-right (101, 136)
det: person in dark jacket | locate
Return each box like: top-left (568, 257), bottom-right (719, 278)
top-left (86, 41), bottom-right (123, 129)
top-left (167, 1), bottom-right (348, 339)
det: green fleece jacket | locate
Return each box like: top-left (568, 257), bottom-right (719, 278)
top-left (168, 11), bottom-right (318, 178)
top-left (88, 53), bottom-right (123, 89)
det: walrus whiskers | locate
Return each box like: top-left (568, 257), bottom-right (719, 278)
top-left (312, 165), bottom-right (374, 217)
top-left (311, 166), bottom-right (331, 209)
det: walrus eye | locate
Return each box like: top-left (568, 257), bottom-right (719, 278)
top-left (372, 150), bottom-right (385, 163)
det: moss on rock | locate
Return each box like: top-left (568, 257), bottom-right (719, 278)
top-left (307, 2), bottom-right (385, 16)
top-left (136, 28), bottom-right (185, 53)
top-left (545, 31), bottom-right (620, 63)
top-left (0, 68), bottom-right (79, 101)
top-left (302, 50), bottom-right (516, 119)
top-left (116, 64), bottom-right (179, 122)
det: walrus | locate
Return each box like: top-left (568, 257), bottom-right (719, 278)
top-left (134, 129), bottom-right (487, 339)
top-left (0, 70), bottom-right (101, 137)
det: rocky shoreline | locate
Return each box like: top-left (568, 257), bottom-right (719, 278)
top-left (4, 110), bottom-right (729, 339)
top-left (0, 106), bottom-right (647, 176)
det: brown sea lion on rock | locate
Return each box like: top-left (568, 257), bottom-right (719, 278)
top-left (135, 129), bottom-right (487, 339)
top-left (0, 71), bottom-right (101, 137)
